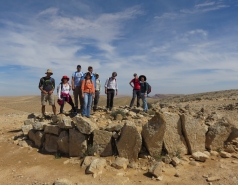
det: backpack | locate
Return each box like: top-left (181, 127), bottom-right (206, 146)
top-left (42, 77), bottom-right (54, 88)
top-left (147, 83), bottom-right (152, 94)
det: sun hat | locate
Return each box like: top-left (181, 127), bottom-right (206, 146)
top-left (45, 69), bottom-right (53, 74)
top-left (139, 75), bottom-right (147, 81)
top-left (61, 75), bottom-right (70, 81)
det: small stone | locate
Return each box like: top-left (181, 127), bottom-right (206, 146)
top-left (111, 157), bottom-right (129, 170)
top-left (171, 157), bottom-right (180, 166)
top-left (54, 178), bottom-right (72, 185)
top-left (207, 176), bottom-right (220, 182)
top-left (174, 172), bottom-right (180, 177)
top-left (210, 151), bottom-right (219, 156)
top-left (189, 161), bottom-right (198, 166)
top-left (220, 151), bottom-right (231, 158)
top-left (156, 176), bottom-right (163, 181)
top-left (192, 151), bottom-right (209, 162)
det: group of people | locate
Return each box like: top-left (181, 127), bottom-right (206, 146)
top-left (38, 65), bottom-right (149, 118)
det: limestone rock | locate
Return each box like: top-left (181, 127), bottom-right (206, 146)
top-left (163, 112), bottom-right (188, 156)
top-left (112, 157), bottom-right (129, 170)
top-left (192, 151), bottom-right (209, 162)
top-left (86, 158), bottom-right (107, 177)
top-left (74, 117), bottom-right (98, 134)
top-left (148, 162), bottom-right (163, 178)
top-left (93, 130), bottom-right (112, 157)
top-left (69, 129), bottom-right (87, 157)
top-left (58, 117), bottom-right (74, 129)
top-left (24, 119), bottom-right (34, 125)
top-left (32, 122), bottom-right (47, 131)
top-left (117, 121), bottom-right (142, 160)
top-left (28, 130), bottom-right (44, 148)
top-left (220, 151), bottom-right (231, 158)
top-left (22, 125), bottom-right (33, 136)
top-left (57, 131), bottom-right (69, 154)
top-left (54, 178), bottom-right (72, 185)
top-left (82, 156), bottom-right (98, 168)
top-left (210, 151), bottom-right (219, 156)
top-left (44, 134), bottom-right (58, 153)
top-left (205, 118), bottom-right (232, 150)
top-left (52, 115), bottom-right (61, 124)
top-left (105, 123), bottom-right (123, 132)
top-left (44, 125), bottom-right (61, 135)
top-left (207, 176), bottom-right (220, 182)
top-left (115, 114), bottom-right (123, 121)
top-left (141, 112), bottom-right (166, 157)
top-left (180, 114), bottom-right (207, 154)
top-left (171, 157), bottom-right (180, 166)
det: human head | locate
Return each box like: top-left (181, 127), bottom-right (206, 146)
top-left (77, 65), bottom-right (81, 72)
top-left (112, 72), bottom-right (117, 79)
top-left (95, 73), bottom-right (99, 79)
top-left (61, 75), bottom-right (70, 83)
top-left (85, 72), bottom-right (92, 79)
top-left (45, 69), bottom-right (53, 77)
top-left (139, 75), bottom-right (146, 82)
top-left (133, 73), bottom-right (138, 78)
top-left (88, 66), bottom-right (93, 73)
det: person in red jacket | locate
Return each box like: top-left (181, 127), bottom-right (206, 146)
top-left (129, 73), bottom-right (141, 108)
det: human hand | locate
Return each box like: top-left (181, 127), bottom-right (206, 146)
top-left (48, 90), bottom-right (53, 95)
top-left (42, 90), bottom-right (48, 94)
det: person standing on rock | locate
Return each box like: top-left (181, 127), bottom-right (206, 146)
top-left (139, 75), bottom-right (148, 113)
top-left (72, 65), bottom-right (84, 111)
top-left (129, 73), bottom-right (141, 108)
top-left (105, 72), bottom-right (118, 111)
top-left (38, 69), bottom-right (56, 117)
top-left (81, 72), bottom-right (95, 118)
top-left (93, 73), bottom-right (101, 111)
top-left (57, 75), bottom-right (77, 116)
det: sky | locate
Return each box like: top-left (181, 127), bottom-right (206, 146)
top-left (0, 0), bottom-right (238, 96)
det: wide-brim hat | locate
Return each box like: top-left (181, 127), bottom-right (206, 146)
top-left (61, 75), bottom-right (70, 81)
top-left (45, 69), bottom-right (53, 74)
top-left (139, 75), bottom-right (147, 81)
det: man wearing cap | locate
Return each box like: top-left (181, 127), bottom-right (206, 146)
top-left (38, 69), bottom-right (56, 117)
top-left (93, 73), bottom-right (101, 111)
top-left (105, 72), bottom-right (118, 111)
top-left (129, 73), bottom-right (141, 108)
top-left (72, 65), bottom-right (84, 110)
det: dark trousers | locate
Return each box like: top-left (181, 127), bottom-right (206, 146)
top-left (106, 89), bottom-right (115, 109)
top-left (60, 96), bottom-right (76, 113)
top-left (93, 90), bottom-right (100, 109)
top-left (130, 89), bottom-right (141, 107)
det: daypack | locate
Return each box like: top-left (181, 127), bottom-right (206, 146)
top-left (42, 77), bottom-right (54, 88)
top-left (147, 83), bottom-right (152, 94)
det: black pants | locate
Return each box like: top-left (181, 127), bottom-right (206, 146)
top-left (129, 89), bottom-right (141, 107)
top-left (60, 96), bottom-right (76, 113)
top-left (93, 90), bottom-right (100, 109)
top-left (106, 89), bottom-right (115, 109)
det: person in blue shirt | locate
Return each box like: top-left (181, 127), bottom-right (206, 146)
top-left (72, 65), bottom-right (84, 110)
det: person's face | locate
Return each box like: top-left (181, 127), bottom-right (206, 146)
top-left (88, 67), bottom-right (93, 73)
top-left (63, 79), bottom-right (68, 83)
top-left (134, 75), bottom-right (138, 78)
top-left (46, 73), bottom-right (52, 77)
top-left (77, 67), bottom-right (81, 72)
top-left (96, 75), bottom-right (99, 79)
top-left (112, 73), bottom-right (117, 79)
top-left (141, 77), bottom-right (144, 82)
top-left (86, 74), bottom-right (91, 79)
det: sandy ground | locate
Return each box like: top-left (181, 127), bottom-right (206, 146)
top-left (0, 95), bottom-right (238, 185)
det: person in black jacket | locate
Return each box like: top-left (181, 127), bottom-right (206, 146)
top-left (139, 75), bottom-right (148, 112)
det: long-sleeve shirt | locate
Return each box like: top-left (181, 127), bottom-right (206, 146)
top-left (95, 79), bottom-right (101, 91)
top-left (104, 77), bottom-right (118, 90)
top-left (81, 79), bottom-right (95, 93)
top-left (57, 83), bottom-right (71, 99)
top-left (140, 82), bottom-right (148, 93)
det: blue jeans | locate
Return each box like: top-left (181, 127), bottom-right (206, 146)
top-left (141, 93), bottom-right (148, 112)
top-left (83, 93), bottom-right (93, 117)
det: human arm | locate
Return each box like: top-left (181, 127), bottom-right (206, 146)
top-left (48, 78), bottom-right (55, 95)
top-left (104, 78), bottom-right (109, 94)
top-left (72, 75), bottom-right (75, 91)
top-left (81, 80), bottom-right (85, 98)
top-left (115, 80), bottom-right (118, 96)
top-left (129, 79), bottom-right (134, 88)
top-left (57, 84), bottom-right (61, 99)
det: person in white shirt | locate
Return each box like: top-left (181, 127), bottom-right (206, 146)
top-left (93, 73), bottom-right (101, 111)
top-left (104, 72), bottom-right (118, 111)
top-left (57, 75), bottom-right (77, 116)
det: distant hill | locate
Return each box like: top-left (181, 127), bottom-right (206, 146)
top-left (152, 94), bottom-right (184, 99)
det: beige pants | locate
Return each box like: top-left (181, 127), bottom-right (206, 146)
top-left (41, 93), bottom-right (55, 106)
top-left (73, 86), bottom-right (83, 108)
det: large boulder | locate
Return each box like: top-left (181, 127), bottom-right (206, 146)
top-left (57, 131), bottom-right (69, 154)
top-left (180, 114), bottom-right (207, 154)
top-left (22, 125), bottom-right (33, 136)
top-left (74, 117), bottom-right (98, 134)
top-left (69, 129), bottom-right (87, 157)
top-left (44, 134), bottom-right (58, 153)
top-left (141, 112), bottom-right (166, 158)
top-left (163, 112), bottom-right (188, 156)
top-left (93, 130), bottom-right (112, 157)
top-left (44, 125), bottom-right (61, 135)
top-left (205, 118), bottom-right (232, 150)
top-left (28, 130), bottom-right (44, 148)
top-left (116, 121), bottom-right (142, 161)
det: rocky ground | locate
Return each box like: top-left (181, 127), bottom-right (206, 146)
top-left (0, 90), bottom-right (238, 185)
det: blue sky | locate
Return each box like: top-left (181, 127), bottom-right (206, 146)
top-left (0, 0), bottom-right (238, 96)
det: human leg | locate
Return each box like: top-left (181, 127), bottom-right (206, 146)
top-left (41, 105), bottom-right (45, 116)
top-left (78, 88), bottom-right (84, 110)
top-left (93, 91), bottom-right (100, 110)
top-left (136, 90), bottom-right (141, 107)
top-left (86, 94), bottom-right (93, 117)
top-left (109, 90), bottom-right (115, 110)
top-left (141, 93), bottom-right (148, 112)
top-left (60, 98), bottom-right (65, 114)
top-left (106, 90), bottom-right (111, 109)
top-left (83, 93), bottom-right (89, 116)
top-left (129, 89), bottom-right (136, 107)
top-left (73, 87), bottom-right (79, 109)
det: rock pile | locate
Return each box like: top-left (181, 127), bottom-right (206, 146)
top-left (15, 104), bottom-right (238, 179)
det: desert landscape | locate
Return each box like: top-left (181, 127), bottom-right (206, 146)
top-left (0, 90), bottom-right (238, 185)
